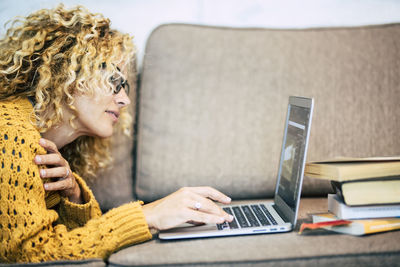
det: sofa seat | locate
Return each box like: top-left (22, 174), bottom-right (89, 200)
top-left (108, 198), bottom-right (400, 266)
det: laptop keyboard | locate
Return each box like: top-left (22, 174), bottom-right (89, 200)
top-left (217, 204), bottom-right (278, 230)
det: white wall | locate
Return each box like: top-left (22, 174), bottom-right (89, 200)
top-left (1, 0), bottom-right (400, 66)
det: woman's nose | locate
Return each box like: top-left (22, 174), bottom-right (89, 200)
top-left (114, 88), bottom-right (131, 107)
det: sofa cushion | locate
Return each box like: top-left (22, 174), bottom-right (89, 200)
top-left (135, 23), bottom-right (400, 203)
top-left (108, 198), bottom-right (400, 266)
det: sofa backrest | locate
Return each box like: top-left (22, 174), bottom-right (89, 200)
top-left (135, 23), bottom-right (400, 203)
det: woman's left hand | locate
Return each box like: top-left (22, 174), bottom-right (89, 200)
top-left (35, 138), bottom-right (83, 204)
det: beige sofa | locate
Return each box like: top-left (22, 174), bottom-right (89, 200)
top-left (3, 23), bottom-right (400, 266)
top-left (103, 23), bottom-right (400, 266)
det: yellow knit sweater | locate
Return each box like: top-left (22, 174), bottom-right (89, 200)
top-left (0, 98), bottom-right (152, 263)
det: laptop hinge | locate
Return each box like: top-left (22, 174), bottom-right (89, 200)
top-left (272, 204), bottom-right (289, 223)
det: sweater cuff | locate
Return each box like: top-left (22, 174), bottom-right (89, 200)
top-left (103, 201), bottom-right (152, 248)
top-left (60, 173), bottom-right (101, 226)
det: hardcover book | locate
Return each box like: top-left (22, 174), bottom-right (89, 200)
top-left (312, 213), bottom-right (400, 236)
top-left (328, 194), bottom-right (400, 219)
top-left (305, 157), bottom-right (400, 182)
top-left (331, 179), bottom-right (400, 206)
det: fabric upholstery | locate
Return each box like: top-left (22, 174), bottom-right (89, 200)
top-left (108, 198), bottom-right (400, 266)
top-left (136, 23), bottom-right (400, 203)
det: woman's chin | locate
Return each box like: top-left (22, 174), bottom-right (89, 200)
top-left (93, 127), bottom-right (114, 138)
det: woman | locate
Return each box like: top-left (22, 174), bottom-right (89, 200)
top-left (0, 5), bottom-right (233, 263)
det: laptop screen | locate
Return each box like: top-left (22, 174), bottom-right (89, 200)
top-left (274, 97), bottom-right (313, 224)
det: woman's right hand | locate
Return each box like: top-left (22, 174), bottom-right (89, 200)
top-left (142, 187), bottom-right (234, 231)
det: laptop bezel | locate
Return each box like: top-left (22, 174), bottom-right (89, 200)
top-left (273, 96), bottom-right (314, 226)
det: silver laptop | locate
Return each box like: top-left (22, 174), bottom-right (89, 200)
top-left (159, 96), bottom-right (314, 240)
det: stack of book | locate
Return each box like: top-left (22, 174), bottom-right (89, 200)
top-left (304, 156), bottom-right (400, 235)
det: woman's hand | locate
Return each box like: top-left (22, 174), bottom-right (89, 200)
top-left (142, 187), bottom-right (234, 231)
top-left (35, 138), bottom-right (83, 204)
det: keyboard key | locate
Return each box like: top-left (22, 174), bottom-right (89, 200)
top-left (260, 204), bottom-right (277, 225)
top-left (242, 206), bottom-right (260, 227)
top-left (232, 206), bottom-right (250, 228)
top-left (223, 207), bottom-right (233, 215)
top-left (217, 222), bottom-right (229, 230)
top-left (223, 207), bottom-right (239, 229)
top-left (228, 218), bottom-right (239, 229)
top-left (251, 205), bottom-right (271, 226)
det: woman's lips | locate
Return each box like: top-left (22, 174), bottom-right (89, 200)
top-left (105, 110), bottom-right (119, 122)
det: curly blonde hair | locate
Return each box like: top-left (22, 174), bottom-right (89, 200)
top-left (0, 4), bottom-right (135, 177)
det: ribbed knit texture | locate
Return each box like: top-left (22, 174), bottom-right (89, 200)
top-left (0, 98), bottom-right (152, 263)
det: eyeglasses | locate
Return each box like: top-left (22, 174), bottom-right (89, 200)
top-left (110, 77), bottom-right (130, 95)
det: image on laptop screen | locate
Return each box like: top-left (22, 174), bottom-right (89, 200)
top-left (276, 104), bottom-right (311, 212)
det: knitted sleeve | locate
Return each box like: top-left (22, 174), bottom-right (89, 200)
top-left (0, 110), bottom-right (152, 263)
top-left (56, 173), bottom-right (102, 230)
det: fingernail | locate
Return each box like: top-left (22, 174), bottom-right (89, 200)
top-left (220, 217), bottom-right (225, 222)
top-left (229, 215), bottom-right (234, 221)
top-left (35, 156), bottom-right (41, 163)
top-left (40, 169), bottom-right (45, 177)
top-left (226, 197), bottom-right (231, 202)
top-left (39, 138), bottom-right (45, 145)
top-left (43, 184), bottom-right (48, 190)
